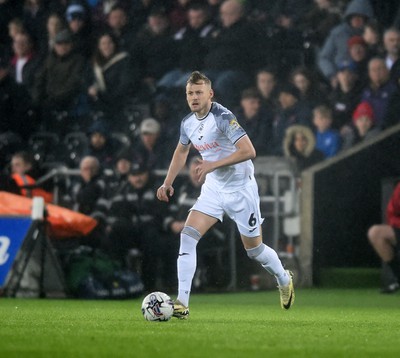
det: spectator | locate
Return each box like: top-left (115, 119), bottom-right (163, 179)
top-left (299, 0), bottom-right (342, 49)
top-left (290, 66), bottom-right (327, 110)
top-left (0, 49), bottom-right (35, 142)
top-left (347, 35), bottom-right (370, 82)
top-left (40, 12), bottom-right (66, 56)
top-left (131, 117), bottom-right (170, 170)
top-left (86, 31), bottom-right (138, 129)
top-left (99, 162), bottom-right (168, 291)
top-left (10, 151), bottom-right (53, 203)
top-left (317, 0), bottom-right (374, 87)
top-left (360, 57), bottom-right (397, 127)
top-left (91, 0), bottom-right (132, 30)
top-left (86, 120), bottom-right (119, 169)
top-left (105, 5), bottom-right (136, 52)
top-left (341, 101), bottom-right (380, 150)
top-left (368, 181), bottom-right (400, 293)
top-left (7, 18), bottom-right (26, 44)
top-left (382, 64), bottom-right (400, 129)
top-left (32, 29), bottom-right (87, 135)
top-left (328, 60), bottom-right (362, 131)
top-left (283, 124), bottom-right (325, 175)
top-left (382, 27), bottom-right (400, 71)
top-left (10, 31), bottom-right (42, 96)
top-left (362, 19), bottom-right (384, 58)
top-left (65, 155), bottom-right (106, 216)
top-left (255, 67), bottom-right (279, 114)
top-left (106, 149), bottom-right (132, 197)
top-left (235, 87), bottom-right (272, 156)
top-left (201, 0), bottom-right (260, 108)
top-left (312, 104), bottom-right (341, 158)
top-left (0, 0), bottom-right (23, 48)
top-left (65, 2), bottom-right (93, 59)
top-left (22, 0), bottom-right (49, 44)
top-left (133, 6), bottom-right (178, 98)
top-left (156, 2), bottom-right (214, 92)
top-left (270, 83), bottom-right (313, 156)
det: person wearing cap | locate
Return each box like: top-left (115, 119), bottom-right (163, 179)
top-left (66, 3), bottom-right (93, 59)
top-left (347, 35), bottom-right (370, 81)
top-left (269, 82), bottom-right (313, 155)
top-left (132, 117), bottom-right (170, 171)
top-left (31, 28), bottom-right (86, 135)
top-left (318, 0), bottom-right (374, 86)
top-left (341, 101), bottom-right (380, 150)
top-left (328, 59), bottom-right (363, 130)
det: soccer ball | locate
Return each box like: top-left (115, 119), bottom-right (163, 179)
top-left (141, 291), bottom-right (174, 321)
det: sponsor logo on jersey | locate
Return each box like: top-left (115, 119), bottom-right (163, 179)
top-left (193, 141), bottom-right (220, 152)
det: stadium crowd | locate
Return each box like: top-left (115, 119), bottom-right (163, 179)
top-left (2, 0), bottom-right (400, 293)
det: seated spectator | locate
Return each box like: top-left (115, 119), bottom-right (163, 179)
top-left (40, 12), bottom-right (66, 56)
top-left (341, 101), bottom-right (380, 150)
top-left (86, 31), bottom-right (139, 130)
top-left (106, 150), bottom-right (132, 196)
top-left (201, 0), bottom-right (260, 108)
top-left (133, 6), bottom-right (178, 98)
top-left (362, 19), bottom-right (384, 58)
top-left (290, 66), bottom-right (327, 110)
top-left (347, 35), bottom-right (370, 83)
top-left (10, 31), bottom-right (42, 96)
top-left (382, 27), bottom-right (400, 71)
top-left (105, 5), bottom-right (137, 51)
top-left (235, 87), bottom-right (272, 156)
top-left (156, 2), bottom-right (214, 92)
top-left (328, 60), bottom-right (362, 131)
top-left (368, 181), bottom-right (400, 293)
top-left (65, 3), bottom-right (93, 59)
top-left (255, 67), bottom-right (279, 114)
top-left (98, 162), bottom-right (168, 291)
top-left (312, 105), bottom-right (341, 158)
top-left (85, 120), bottom-right (119, 169)
top-left (0, 49), bottom-right (35, 141)
top-left (0, 1), bottom-right (23, 49)
top-left (131, 117), bottom-right (170, 170)
top-left (360, 57), bottom-right (397, 127)
top-left (32, 29), bottom-right (87, 135)
top-left (10, 151), bottom-right (53, 203)
top-left (64, 155), bottom-right (106, 217)
top-left (270, 83), bottom-right (313, 156)
top-left (283, 125), bottom-right (325, 176)
top-left (317, 0), bottom-right (374, 87)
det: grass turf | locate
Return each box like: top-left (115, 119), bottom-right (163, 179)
top-left (1, 289), bottom-right (400, 358)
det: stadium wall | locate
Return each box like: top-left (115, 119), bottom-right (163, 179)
top-left (300, 123), bottom-right (400, 286)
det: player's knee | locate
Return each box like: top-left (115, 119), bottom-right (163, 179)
top-left (246, 243), bottom-right (264, 260)
top-left (181, 226), bottom-right (201, 241)
top-left (367, 225), bottom-right (380, 245)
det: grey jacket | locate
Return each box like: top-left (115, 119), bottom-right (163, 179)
top-left (317, 0), bottom-right (374, 80)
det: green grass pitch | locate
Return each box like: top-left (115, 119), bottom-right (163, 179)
top-left (1, 289), bottom-right (400, 358)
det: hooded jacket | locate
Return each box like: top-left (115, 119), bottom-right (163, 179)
top-left (318, 0), bottom-right (374, 79)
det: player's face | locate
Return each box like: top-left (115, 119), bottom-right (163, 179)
top-left (186, 81), bottom-right (213, 117)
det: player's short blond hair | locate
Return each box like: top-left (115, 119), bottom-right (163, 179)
top-left (187, 71), bottom-right (212, 87)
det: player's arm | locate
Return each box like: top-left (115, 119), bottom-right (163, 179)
top-left (196, 135), bottom-right (256, 182)
top-left (157, 142), bottom-right (191, 202)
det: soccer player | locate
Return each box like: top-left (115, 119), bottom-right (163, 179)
top-left (156, 71), bottom-right (295, 319)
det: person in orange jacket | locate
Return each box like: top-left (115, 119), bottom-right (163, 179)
top-left (10, 151), bottom-right (53, 203)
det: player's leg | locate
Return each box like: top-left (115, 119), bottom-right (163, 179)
top-left (368, 224), bottom-right (400, 292)
top-left (225, 181), bottom-right (294, 309)
top-left (176, 210), bottom-right (218, 307)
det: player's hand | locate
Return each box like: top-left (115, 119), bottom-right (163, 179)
top-left (195, 159), bottom-right (213, 183)
top-left (157, 184), bottom-right (174, 202)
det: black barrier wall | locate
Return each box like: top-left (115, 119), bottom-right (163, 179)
top-left (301, 124), bottom-right (400, 286)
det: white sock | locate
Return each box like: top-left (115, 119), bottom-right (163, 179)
top-left (246, 243), bottom-right (289, 286)
top-left (176, 226), bottom-right (200, 307)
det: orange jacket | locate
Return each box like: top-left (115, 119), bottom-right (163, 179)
top-left (12, 173), bottom-right (53, 203)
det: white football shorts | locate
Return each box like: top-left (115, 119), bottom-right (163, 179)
top-left (190, 178), bottom-right (264, 237)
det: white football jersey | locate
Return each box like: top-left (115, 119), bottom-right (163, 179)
top-left (180, 102), bottom-right (255, 193)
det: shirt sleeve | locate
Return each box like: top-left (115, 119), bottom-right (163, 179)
top-left (216, 111), bottom-right (247, 144)
top-left (179, 120), bottom-right (190, 145)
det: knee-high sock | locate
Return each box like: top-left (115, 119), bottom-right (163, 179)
top-left (177, 226), bottom-right (200, 307)
top-left (246, 243), bottom-right (289, 286)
